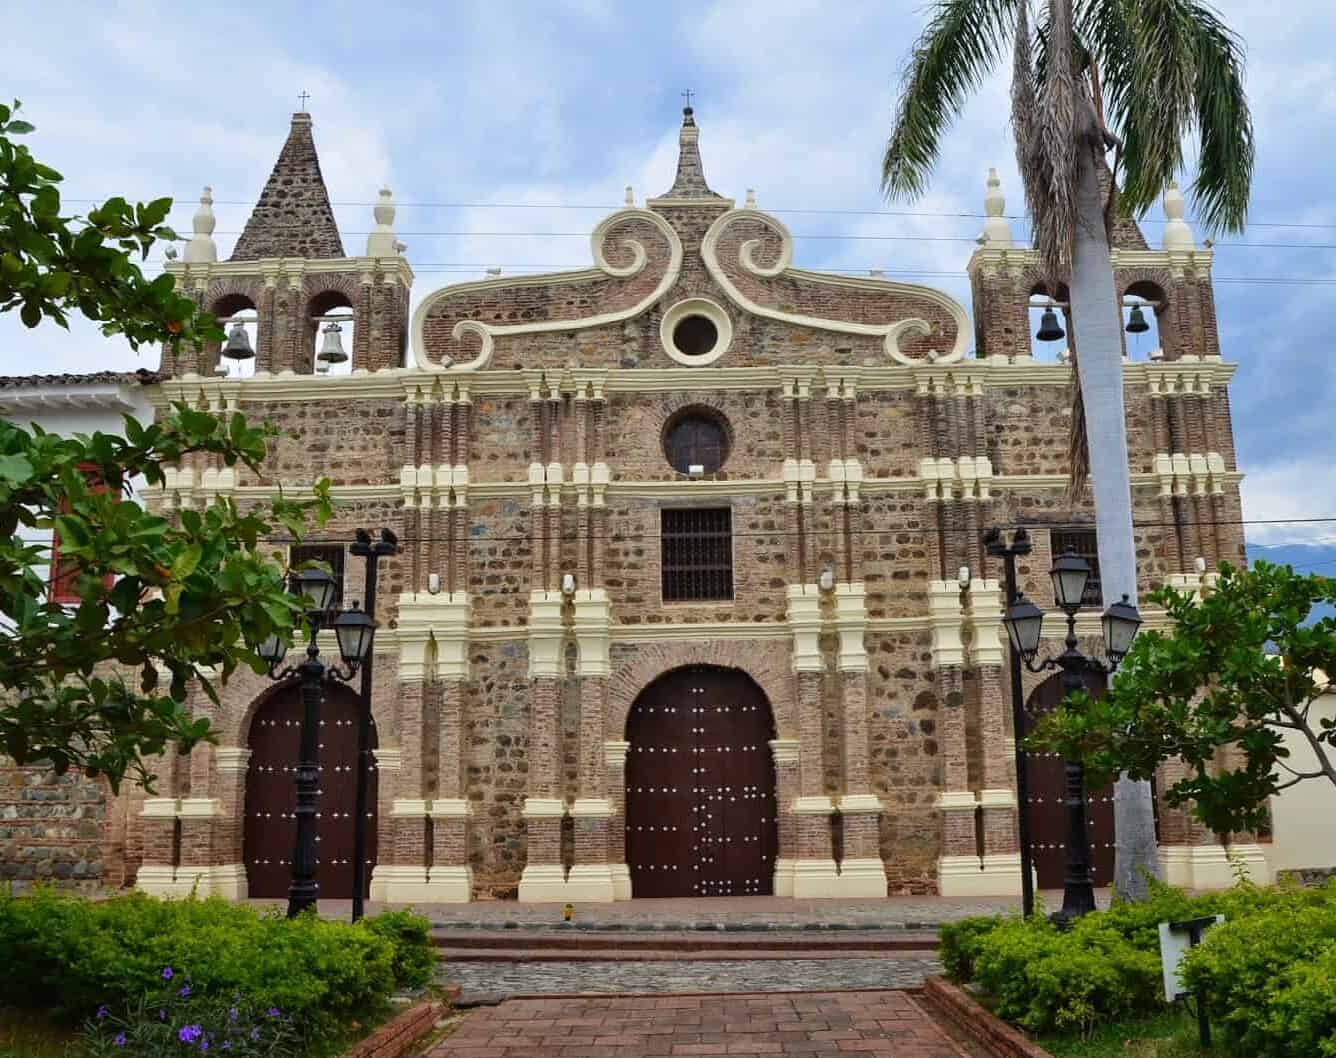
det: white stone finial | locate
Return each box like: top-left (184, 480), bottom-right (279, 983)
top-left (184, 186), bottom-right (217, 263)
top-left (981, 168), bottom-right (1012, 247)
top-left (624, 185), bottom-right (634, 206)
top-left (366, 186), bottom-right (400, 257)
top-left (745, 188), bottom-right (757, 208)
top-left (1162, 179), bottom-right (1195, 251)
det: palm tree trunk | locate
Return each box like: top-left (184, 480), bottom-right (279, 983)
top-left (1067, 142), bottom-right (1161, 902)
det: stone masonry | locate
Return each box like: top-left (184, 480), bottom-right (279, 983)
top-left (58, 107), bottom-right (1260, 902)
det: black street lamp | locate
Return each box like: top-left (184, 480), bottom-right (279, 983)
top-left (983, 525), bottom-right (1038, 919)
top-left (259, 567), bottom-right (375, 918)
top-left (1002, 547), bottom-right (1142, 924)
top-left (348, 527), bottom-right (400, 923)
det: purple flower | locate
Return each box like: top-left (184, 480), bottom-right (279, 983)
top-left (179, 985), bottom-right (192, 998)
top-left (249, 1028), bottom-right (260, 1042)
top-left (266, 1007), bottom-right (280, 1018)
top-left (228, 1007), bottom-right (238, 1022)
top-left (200, 1043), bottom-right (209, 1053)
top-left (96, 1005), bottom-right (109, 1020)
top-left (162, 967), bottom-right (174, 981)
top-left (178, 1025), bottom-right (203, 1045)
top-left (159, 1009), bottom-right (167, 1021)
top-left (222, 1043), bottom-right (231, 1052)
top-left (113, 1033), bottom-right (126, 1047)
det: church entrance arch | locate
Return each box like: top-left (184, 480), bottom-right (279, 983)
top-left (243, 682), bottom-right (377, 899)
top-left (625, 665), bottom-right (777, 898)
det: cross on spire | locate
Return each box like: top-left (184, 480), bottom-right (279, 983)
top-left (298, 90), bottom-right (311, 112)
top-left (681, 89), bottom-right (695, 110)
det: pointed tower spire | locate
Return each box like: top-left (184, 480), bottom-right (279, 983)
top-left (660, 106), bottom-right (724, 200)
top-left (230, 112), bottom-right (344, 261)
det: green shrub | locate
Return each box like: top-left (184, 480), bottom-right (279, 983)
top-left (1180, 894), bottom-right (1336, 1058)
top-left (939, 915), bottom-right (1005, 983)
top-left (0, 889), bottom-right (432, 1044)
top-left (362, 910), bottom-right (435, 991)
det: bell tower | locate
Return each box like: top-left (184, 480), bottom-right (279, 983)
top-left (162, 111), bottom-right (413, 378)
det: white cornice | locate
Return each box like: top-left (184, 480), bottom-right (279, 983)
top-left (967, 244), bottom-right (1216, 278)
top-left (165, 255), bottom-right (414, 288)
top-left (0, 383), bottom-right (143, 414)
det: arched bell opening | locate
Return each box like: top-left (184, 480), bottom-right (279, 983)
top-left (307, 290), bottom-right (356, 377)
top-left (1122, 281), bottom-right (1170, 362)
top-left (210, 294), bottom-right (259, 378)
top-left (624, 665), bottom-right (777, 898)
top-left (1027, 282), bottom-right (1071, 363)
top-left (241, 680), bottom-right (378, 899)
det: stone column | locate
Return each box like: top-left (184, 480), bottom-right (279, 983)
top-left (833, 582), bottom-right (887, 896)
top-left (971, 579), bottom-right (1023, 894)
top-left (209, 746), bottom-right (251, 900)
top-left (769, 738), bottom-right (800, 895)
top-left (427, 593), bottom-right (473, 902)
top-left (931, 578), bottom-right (984, 895)
top-left (135, 796), bottom-right (179, 897)
top-left (787, 583), bottom-right (838, 896)
top-left (566, 589), bottom-right (615, 901)
top-left (176, 797), bottom-right (222, 897)
top-left (368, 748), bottom-right (401, 901)
top-left (518, 590), bottom-right (569, 901)
top-left (604, 740), bottom-right (632, 899)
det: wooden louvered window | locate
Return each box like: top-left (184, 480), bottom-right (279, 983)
top-left (661, 507), bottom-right (734, 602)
top-left (288, 544), bottom-right (346, 608)
top-left (1050, 528), bottom-right (1102, 607)
top-left (664, 410), bottom-right (730, 475)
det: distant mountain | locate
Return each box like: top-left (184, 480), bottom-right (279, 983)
top-left (1246, 541), bottom-right (1336, 623)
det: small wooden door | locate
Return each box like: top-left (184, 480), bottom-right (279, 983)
top-left (243, 682), bottom-right (377, 899)
top-left (1024, 672), bottom-right (1116, 889)
top-left (625, 666), bottom-right (777, 898)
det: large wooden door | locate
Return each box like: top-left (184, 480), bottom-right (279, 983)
top-left (625, 666), bottom-right (777, 898)
top-left (1024, 672), bottom-right (1116, 889)
top-left (243, 683), bottom-right (377, 899)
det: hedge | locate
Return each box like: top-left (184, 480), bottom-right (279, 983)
top-left (940, 878), bottom-right (1336, 1054)
top-left (0, 889), bottom-right (434, 1044)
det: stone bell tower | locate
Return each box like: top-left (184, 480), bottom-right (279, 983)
top-left (162, 111), bottom-right (413, 379)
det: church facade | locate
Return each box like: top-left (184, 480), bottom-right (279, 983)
top-left (103, 108), bottom-right (1262, 904)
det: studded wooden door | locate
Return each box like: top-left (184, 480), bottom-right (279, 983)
top-left (243, 683), bottom-right (377, 899)
top-left (1024, 672), bottom-right (1116, 889)
top-left (625, 666), bottom-right (777, 898)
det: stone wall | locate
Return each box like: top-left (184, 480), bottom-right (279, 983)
top-left (0, 762), bottom-right (111, 891)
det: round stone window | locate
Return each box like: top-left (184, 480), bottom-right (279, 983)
top-left (660, 297), bottom-right (732, 366)
top-left (663, 407), bottom-right (731, 474)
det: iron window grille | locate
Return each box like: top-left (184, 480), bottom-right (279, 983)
top-left (1050, 528), bottom-right (1103, 607)
top-left (288, 543), bottom-right (346, 609)
top-left (661, 507), bottom-right (734, 602)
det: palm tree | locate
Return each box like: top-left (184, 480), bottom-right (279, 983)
top-left (883, 0), bottom-right (1253, 900)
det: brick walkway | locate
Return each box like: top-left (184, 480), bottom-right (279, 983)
top-left (427, 990), bottom-right (983, 1057)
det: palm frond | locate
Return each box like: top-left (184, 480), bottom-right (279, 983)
top-left (1032, 0), bottom-right (1080, 280)
top-left (882, 0), bottom-right (1019, 200)
top-left (1081, 0), bottom-right (1253, 232)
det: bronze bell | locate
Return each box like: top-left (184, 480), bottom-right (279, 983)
top-left (1126, 304), bottom-right (1151, 334)
top-left (1035, 306), bottom-right (1065, 342)
top-left (222, 320), bottom-right (255, 360)
top-left (317, 321), bottom-right (348, 365)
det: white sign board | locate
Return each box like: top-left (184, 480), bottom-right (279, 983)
top-left (1158, 916), bottom-right (1224, 1001)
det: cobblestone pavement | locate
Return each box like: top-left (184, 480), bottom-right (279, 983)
top-left (426, 989), bottom-right (981, 1057)
top-left (437, 954), bottom-right (943, 999)
top-left (272, 890), bottom-right (1109, 931)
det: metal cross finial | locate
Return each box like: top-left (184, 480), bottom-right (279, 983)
top-left (298, 90), bottom-right (311, 111)
top-left (681, 89), bottom-right (695, 109)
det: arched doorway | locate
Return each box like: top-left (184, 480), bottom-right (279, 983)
top-left (625, 665), bottom-right (777, 898)
top-left (243, 682), bottom-right (377, 899)
top-left (1024, 672), bottom-right (1116, 889)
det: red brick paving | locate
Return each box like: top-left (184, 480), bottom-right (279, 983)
top-left (427, 990), bottom-right (981, 1057)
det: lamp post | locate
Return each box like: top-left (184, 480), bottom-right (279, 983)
top-left (348, 527), bottom-right (400, 923)
top-left (982, 525), bottom-right (1036, 918)
top-left (1002, 548), bottom-right (1142, 925)
top-left (259, 567), bottom-right (376, 918)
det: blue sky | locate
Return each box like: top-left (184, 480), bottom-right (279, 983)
top-left (3, 0), bottom-right (1335, 575)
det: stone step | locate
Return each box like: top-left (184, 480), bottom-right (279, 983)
top-left (431, 929), bottom-right (939, 958)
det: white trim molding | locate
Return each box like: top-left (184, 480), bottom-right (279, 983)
top-left (659, 296), bottom-right (733, 367)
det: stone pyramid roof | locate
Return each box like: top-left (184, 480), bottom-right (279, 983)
top-left (230, 113), bottom-right (345, 261)
top-left (1096, 156), bottom-right (1149, 251)
top-left (659, 107), bottom-right (725, 200)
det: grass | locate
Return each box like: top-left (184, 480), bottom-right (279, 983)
top-left (1041, 1007), bottom-right (1226, 1058)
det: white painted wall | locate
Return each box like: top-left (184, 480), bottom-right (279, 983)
top-left (1, 378), bottom-right (155, 589)
top-left (1268, 691), bottom-right (1336, 873)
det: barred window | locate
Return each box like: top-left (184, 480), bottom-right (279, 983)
top-left (289, 544), bottom-right (346, 608)
top-left (661, 508), bottom-right (733, 602)
top-left (1050, 528), bottom-right (1102, 607)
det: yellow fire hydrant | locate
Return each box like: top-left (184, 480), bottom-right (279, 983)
top-left (562, 903), bottom-right (575, 923)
